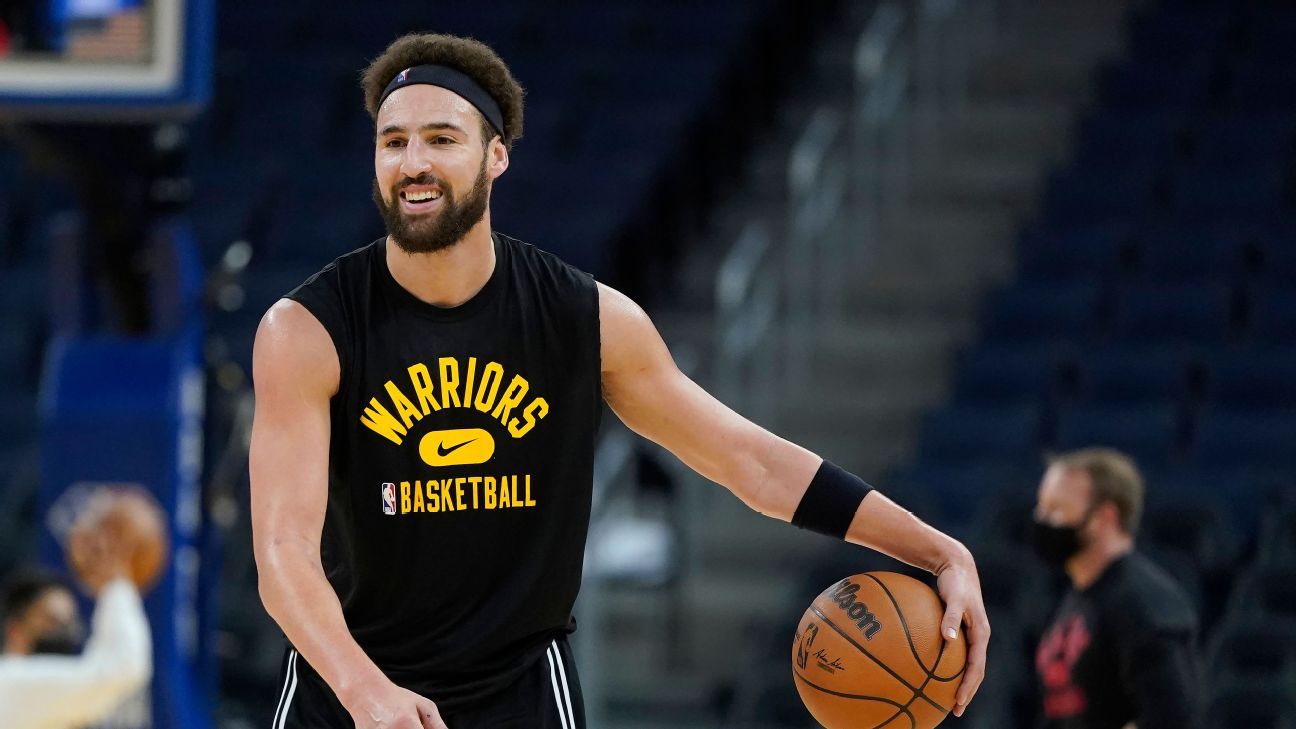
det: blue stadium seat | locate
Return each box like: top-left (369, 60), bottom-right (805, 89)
top-left (917, 404), bottom-right (1043, 467)
top-left (1254, 226), bottom-right (1296, 281)
top-left (1044, 162), bottom-right (1161, 224)
top-left (1228, 60), bottom-right (1296, 112)
top-left (1142, 500), bottom-right (1240, 575)
top-left (1055, 403), bottom-right (1181, 469)
top-left (1190, 113), bottom-right (1296, 167)
top-left (986, 283), bottom-right (1103, 342)
top-left (1247, 286), bottom-right (1296, 344)
top-left (1102, 58), bottom-right (1213, 112)
top-left (0, 265), bottom-right (48, 319)
top-left (1171, 164), bottom-right (1289, 218)
top-left (1194, 410), bottom-right (1296, 470)
top-left (1231, 566), bottom-right (1296, 622)
top-left (0, 388), bottom-right (36, 442)
top-left (1017, 224), bottom-right (1132, 282)
top-left (1203, 348), bottom-right (1296, 411)
top-left (1181, 469), bottom-right (1296, 536)
top-left (1074, 345), bottom-right (1194, 404)
top-left (1110, 282), bottom-right (1234, 345)
top-left (1071, 110), bottom-right (1185, 167)
top-left (890, 461), bottom-right (1039, 536)
top-left (1128, 5), bottom-right (1230, 64)
top-left (952, 344), bottom-right (1063, 406)
top-left (1135, 223), bottom-right (1248, 282)
top-left (982, 282), bottom-right (1102, 343)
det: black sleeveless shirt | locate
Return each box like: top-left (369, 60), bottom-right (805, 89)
top-left (283, 232), bottom-right (601, 710)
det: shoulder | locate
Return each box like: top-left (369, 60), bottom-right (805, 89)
top-left (497, 231), bottom-right (595, 289)
top-left (1103, 553), bottom-right (1198, 635)
top-left (253, 299), bottom-right (340, 396)
top-left (597, 281), bottom-right (649, 328)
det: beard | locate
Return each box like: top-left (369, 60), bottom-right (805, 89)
top-left (373, 156), bottom-right (490, 255)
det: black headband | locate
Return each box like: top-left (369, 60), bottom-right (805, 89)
top-left (378, 64), bottom-right (505, 139)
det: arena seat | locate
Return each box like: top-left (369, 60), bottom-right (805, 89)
top-left (1171, 164), bottom-right (1290, 217)
top-left (952, 345), bottom-right (1063, 406)
top-left (1043, 162), bottom-right (1162, 224)
top-left (1101, 58), bottom-right (1214, 112)
top-left (917, 404), bottom-right (1044, 468)
top-left (1135, 223), bottom-right (1249, 282)
top-left (1193, 410), bottom-right (1296, 470)
top-left (1228, 61), bottom-right (1296, 112)
top-left (1208, 678), bottom-right (1296, 729)
top-left (1073, 345), bottom-right (1193, 405)
top-left (1054, 402), bottom-right (1181, 469)
top-left (981, 282), bottom-right (1102, 343)
top-left (1247, 286), bottom-right (1296, 343)
top-left (1017, 224), bottom-right (1133, 282)
top-left (1202, 348), bottom-right (1296, 411)
top-left (1109, 282), bottom-right (1234, 345)
top-left (1189, 112), bottom-right (1296, 167)
top-left (1260, 503), bottom-right (1296, 567)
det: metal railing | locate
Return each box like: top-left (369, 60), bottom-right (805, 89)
top-left (714, 1), bottom-right (1004, 724)
top-left (715, 219), bottom-right (776, 414)
top-left (786, 105), bottom-right (848, 383)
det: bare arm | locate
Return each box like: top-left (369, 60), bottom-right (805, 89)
top-left (598, 283), bottom-right (988, 714)
top-left (250, 300), bottom-right (442, 729)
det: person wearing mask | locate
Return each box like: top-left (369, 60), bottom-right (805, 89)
top-left (1032, 448), bottom-right (1202, 729)
top-left (0, 487), bottom-right (160, 729)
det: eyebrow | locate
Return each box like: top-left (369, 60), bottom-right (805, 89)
top-left (378, 122), bottom-right (468, 137)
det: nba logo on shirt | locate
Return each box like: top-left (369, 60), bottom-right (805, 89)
top-left (381, 482), bottom-right (396, 515)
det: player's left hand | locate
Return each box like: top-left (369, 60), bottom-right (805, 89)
top-left (935, 546), bottom-right (990, 717)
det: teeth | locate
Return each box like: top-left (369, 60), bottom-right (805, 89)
top-left (404, 190), bottom-right (442, 202)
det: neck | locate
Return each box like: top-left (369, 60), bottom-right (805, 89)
top-left (1065, 534), bottom-right (1133, 590)
top-left (385, 215), bottom-right (496, 308)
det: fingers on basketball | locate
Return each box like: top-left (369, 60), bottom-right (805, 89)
top-left (792, 571), bottom-right (967, 729)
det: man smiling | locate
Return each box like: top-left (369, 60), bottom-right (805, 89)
top-left (250, 33), bottom-right (989, 729)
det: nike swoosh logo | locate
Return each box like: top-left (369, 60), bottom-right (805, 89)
top-left (436, 439), bottom-right (476, 457)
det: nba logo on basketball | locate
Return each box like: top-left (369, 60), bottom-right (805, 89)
top-left (381, 483), bottom-right (396, 515)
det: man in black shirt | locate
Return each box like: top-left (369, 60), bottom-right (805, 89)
top-left (250, 32), bottom-right (991, 729)
top-left (1032, 448), bottom-right (1202, 729)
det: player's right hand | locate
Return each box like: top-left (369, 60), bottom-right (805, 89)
top-left (344, 679), bottom-right (447, 729)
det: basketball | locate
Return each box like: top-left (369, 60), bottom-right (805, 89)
top-left (792, 571), bottom-right (966, 729)
top-left (109, 487), bottom-right (170, 590)
top-left (69, 486), bottom-right (170, 591)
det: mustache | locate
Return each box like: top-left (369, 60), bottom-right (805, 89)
top-left (395, 174), bottom-right (449, 193)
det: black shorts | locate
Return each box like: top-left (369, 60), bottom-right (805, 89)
top-left (271, 638), bottom-right (586, 729)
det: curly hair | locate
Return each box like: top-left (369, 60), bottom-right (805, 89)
top-left (362, 33), bottom-right (525, 149)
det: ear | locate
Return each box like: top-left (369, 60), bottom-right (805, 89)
top-left (1094, 500), bottom-right (1122, 533)
top-left (487, 136), bottom-right (509, 181)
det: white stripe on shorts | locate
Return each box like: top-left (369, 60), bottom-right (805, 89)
top-left (546, 643), bottom-right (571, 729)
top-left (273, 649), bottom-right (300, 729)
top-left (551, 640), bottom-right (577, 727)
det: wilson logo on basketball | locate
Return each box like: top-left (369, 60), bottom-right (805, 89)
top-left (828, 579), bottom-right (883, 640)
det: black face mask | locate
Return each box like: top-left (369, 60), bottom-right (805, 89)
top-left (30, 621), bottom-right (84, 656)
top-left (1031, 503), bottom-right (1099, 566)
top-left (1031, 520), bottom-right (1084, 565)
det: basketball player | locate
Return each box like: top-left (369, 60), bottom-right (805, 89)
top-left (0, 490), bottom-right (154, 729)
top-left (1032, 448), bottom-right (1201, 729)
top-left (250, 33), bottom-right (990, 729)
